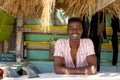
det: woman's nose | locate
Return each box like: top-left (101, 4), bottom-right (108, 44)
top-left (72, 29), bottom-right (78, 33)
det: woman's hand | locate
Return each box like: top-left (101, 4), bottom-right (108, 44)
top-left (84, 65), bottom-right (97, 75)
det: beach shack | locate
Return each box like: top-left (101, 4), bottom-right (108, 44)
top-left (0, 0), bottom-right (120, 80)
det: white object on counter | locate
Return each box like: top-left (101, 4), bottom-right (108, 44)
top-left (2, 72), bottom-right (120, 80)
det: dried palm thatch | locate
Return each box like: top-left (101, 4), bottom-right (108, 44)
top-left (89, 0), bottom-right (115, 17)
top-left (0, 0), bottom-right (55, 33)
top-left (0, 0), bottom-right (119, 19)
top-left (0, 0), bottom-right (55, 32)
top-left (56, 0), bottom-right (120, 19)
top-left (56, 0), bottom-right (95, 19)
top-left (0, 0), bottom-right (43, 19)
top-left (41, 0), bottom-right (55, 33)
top-left (102, 0), bottom-right (120, 18)
top-left (0, 0), bottom-right (119, 33)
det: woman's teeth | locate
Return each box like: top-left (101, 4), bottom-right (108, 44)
top-left (72, 34), bottom-right (78, 37)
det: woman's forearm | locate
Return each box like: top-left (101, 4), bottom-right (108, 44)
top-left (54, 65), bottom-right (97, 75)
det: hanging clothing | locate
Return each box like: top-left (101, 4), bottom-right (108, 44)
top-left (81, 15), bottom-right (89, 38)
top-left (90, 12), bottom-right (101, 71)
top-left (90, 11), bottom-right (106, 71)
top-left (111, 16), bottom-right (119, 66)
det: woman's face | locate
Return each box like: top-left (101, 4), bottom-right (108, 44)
top-left (67, 22), bottom-right (83, 41)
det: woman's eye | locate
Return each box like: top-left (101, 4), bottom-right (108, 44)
top-left (68, 28), bottom-right (73, 30)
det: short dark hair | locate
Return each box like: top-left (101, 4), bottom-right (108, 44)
top-left (68, 17), bottom-right (82, 25)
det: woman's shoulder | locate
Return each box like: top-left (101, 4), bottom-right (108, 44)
top-left (56, 38), bottom-right (69, 43)
top-left (57, 38), bottom-right (68, 42)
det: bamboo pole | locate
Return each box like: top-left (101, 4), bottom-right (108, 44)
top-left (16, 16), bottom-right (24, 61)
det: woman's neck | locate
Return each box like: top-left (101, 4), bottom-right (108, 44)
top-left (70, 39), bottom-right (80, 48)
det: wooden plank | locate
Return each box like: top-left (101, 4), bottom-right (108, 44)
top-left (27, 47), bottom-right (49, 50)
top-left (29, 31), bottom-right (67, 34)
top-left (0, 42), bottom-right (3, 52)
top-left (101, 47), bottom-right (120, 51)
top-left (23, 59), bottom-right (53, 61)
top-left (9, 18), bottom-right (16, 51)
top-left (107, 32), bottom-right (120, 36)
top-left (16, 25), bottom-right (67, 34)
top-left (3, 40), bottom-right (9, 52)
top-left (16, 16), bottom-right (24, 60)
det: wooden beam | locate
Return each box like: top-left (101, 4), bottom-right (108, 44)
top-left (16, 16), bottom-right (24, 60)
top-left (9, 18), bottom-right (17, 51)
top-left (0, 42), bottom-right (3, 52)
top-left (3, 40), bottom-right (9, 52)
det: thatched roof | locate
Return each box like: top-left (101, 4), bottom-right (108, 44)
top-left (0, 0), bottom-right (119, 33)
top-left (56, 0), bottom-right (120, 19)
top-left (0, 0), bottom-right (119, 19)
top-left (56, 0), bottom-right (95, 19)
top-left (0, 0), bottom-right (43, 19)
top-left (103, 0), bottom-right (120, 17)
top-left (0, 0), bottom-right (56, 33)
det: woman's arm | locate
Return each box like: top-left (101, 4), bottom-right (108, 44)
top-left (54, 54), bottom-right (97, 75)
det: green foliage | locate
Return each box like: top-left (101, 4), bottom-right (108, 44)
top-left (0, 10), bottom-right (14, 41)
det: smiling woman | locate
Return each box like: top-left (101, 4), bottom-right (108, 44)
top-left (53, 17), bottom-right (97, 75)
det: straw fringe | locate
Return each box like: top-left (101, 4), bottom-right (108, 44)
top-left (0, 0), bottom-right (43, 19)
top-left (56, 0), bottom-right (120, 18)
top-left (0, 0), bottom-right (120, 19)
top-left (41, 0), bottom-right (55, 33)
top-left (56, 0), bottom-right (95, 19)
top-left (103, 0), bottom-right (120, 17)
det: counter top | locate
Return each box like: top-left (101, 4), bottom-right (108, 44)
top-left (2, 72), bottom-right (120, 80)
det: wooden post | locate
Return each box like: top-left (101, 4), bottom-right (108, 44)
top-left (9, 18), bottom-right (17, 51)
top-left (0, 42), bottom-right (3, 52)
top-left (16, 16), bottom-right (24, 60)
top-left (3, 40), bottom-right (9, 52)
